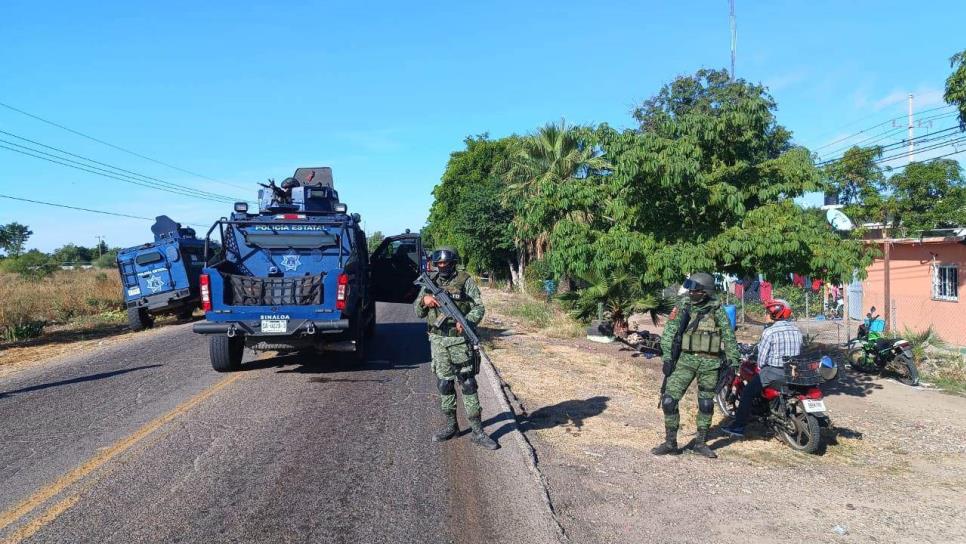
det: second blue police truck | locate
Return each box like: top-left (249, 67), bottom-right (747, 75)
top-left (117, 216), bottom-right (210, 331)
top-left (192, 167), bottom-right (422, 371)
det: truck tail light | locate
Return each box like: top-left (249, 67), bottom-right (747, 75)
top-left (200, 273), bottom-right (212, 312)
top-left (336, 273), bottom-right (348, 311)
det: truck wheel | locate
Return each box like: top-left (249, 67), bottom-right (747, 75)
top-left (127, 307), bottom-right (154, 331)
top-left (176, 306), bottom-right (196, 321)
top-left (210, 335), bottom-right (244, 372)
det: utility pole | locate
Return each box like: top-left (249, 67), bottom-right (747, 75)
top-left (908, 93), bottom-right (914, 163)
top-left (729, 0), bottom-right (737, 80)
top-left (95, 235), bottom-right (105, 257)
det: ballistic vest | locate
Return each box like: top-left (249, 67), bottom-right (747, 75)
top-left (425, 271), bottom-right (473, 331)
top-left (680, 304), bottom-right (723, 355)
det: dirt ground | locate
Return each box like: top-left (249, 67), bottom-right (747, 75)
top-left (0, 313), bottom-right (191, 379)
top-left (480, 287), bottom-right (966, 544)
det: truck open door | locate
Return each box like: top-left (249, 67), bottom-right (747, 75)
top-left (370, 233), bottom-right (424, 303)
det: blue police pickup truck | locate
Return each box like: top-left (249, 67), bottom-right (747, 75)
top-left (117, 216), bottom-right (212, 331)
top-left (192, 167), bottom-right (424, 371)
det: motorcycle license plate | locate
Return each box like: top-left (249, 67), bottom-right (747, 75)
top-left (261, 319), bottom-right (287, 333)
top-left (802, 399), bottom-right (827, 413)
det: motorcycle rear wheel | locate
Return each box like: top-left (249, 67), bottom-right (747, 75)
top-left (893, 353), bottom-right (920, 386)
top-left (778, 409), bottom-right (823, 454)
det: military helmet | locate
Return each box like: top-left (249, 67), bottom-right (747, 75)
top-left (430, 246), bottom-right (460, 265)
top-left (683, 272), bottom-right (715, 293)
top-left (280, 177), bottom-right (300, 190)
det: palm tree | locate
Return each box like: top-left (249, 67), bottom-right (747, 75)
top-left (502, 120), bottom-right (611, 264)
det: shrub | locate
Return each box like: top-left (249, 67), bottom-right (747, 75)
top-left (523, 258), bottom-right (553, 296)
top-left (0, 250), bottom-right (58, 279)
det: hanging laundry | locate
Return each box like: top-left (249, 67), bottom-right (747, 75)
top-left (811, 279), bottom-right (822, 293)
top-left (792, 274), bottom-right (805, 288)
top-left (759, 281), bottom-right (773, 302)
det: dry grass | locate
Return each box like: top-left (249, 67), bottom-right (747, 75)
top-left (0, 270), bottom-right (123, 341)
top-left (483, 287), bottom-right (584, 339)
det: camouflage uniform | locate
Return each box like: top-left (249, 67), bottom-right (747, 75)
top-left (414, 271), bottom-right (485, 418)
top-left (658, 296), bottom-right (739, 453)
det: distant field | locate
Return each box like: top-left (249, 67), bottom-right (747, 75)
top-left (0, 269), bottom-right (124, 342)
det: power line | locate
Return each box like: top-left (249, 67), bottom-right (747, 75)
top-left (0, 100), bottom-right (250, 192)
top-left (0, 193), bottom-right (209, 228)
top-left (0, 128), bottom-right (249, 202)
top-left (872, 135), bottom-right (966, 165)
top-left (880, 148), bottom-right (966, 173)
top-left (812, 104), bottom-right (955, 152)
top-left (0, 142), bottom-right (240, 203)
top-left (817, 125), bottom-right (964, 167)
top-left (0, 193), bottom-right (152, 221)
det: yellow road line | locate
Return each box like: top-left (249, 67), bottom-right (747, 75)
top-left (2, 495), bottom-right (80, 544)
top-left (0, 373), bottom-right (243, 534)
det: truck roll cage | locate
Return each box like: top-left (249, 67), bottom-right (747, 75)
top-left (202, 218), bottom-right (351, 272)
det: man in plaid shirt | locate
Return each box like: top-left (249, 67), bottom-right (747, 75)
top-left (723, 299), bottom-right (802, 437)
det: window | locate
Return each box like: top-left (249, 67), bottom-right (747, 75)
top-left (932, 263), bottom-right (959, 302)
top-left (135, 252), bottom-right (163, 266)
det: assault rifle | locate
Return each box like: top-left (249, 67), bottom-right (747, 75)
top-left (414, 271), bottom-right (483, 375)
top-left (659, 306), bottom-right (691, 408)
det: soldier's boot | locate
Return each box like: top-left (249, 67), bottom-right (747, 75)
top-left (651, 429), bottom-right (680, 455)
top-left (691, 430), bottom-right (717, 459)
top-left (468, 415), bottom-right (499, 450)
top-left (432, 410), bottom-right (459, 442)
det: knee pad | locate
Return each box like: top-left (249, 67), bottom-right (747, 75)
top-left (661, 395), bottom-right (679, 416)
top-left (459, 376), bottom-right (478, 394)
top-left (698, 397), bottom-right (714, 415)
top-left (437, 379), bottom-right (456, 395)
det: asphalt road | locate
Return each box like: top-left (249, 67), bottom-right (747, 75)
top-left (0, 303), bottom-right (559, 544)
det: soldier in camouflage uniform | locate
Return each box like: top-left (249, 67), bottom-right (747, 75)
top-left (414, 247), bottom-right (499, 450)
top-left (653, 272), bottom-right (739, 458)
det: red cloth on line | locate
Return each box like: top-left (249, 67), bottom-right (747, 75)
top-left (759, 281), bottom-right (773, 302)
top-left (811, 279), bottom-right (822, 293)
top-left (792, 274), bottom-right (805, 288)
top-left (735, 283), bottom-right (744, 298)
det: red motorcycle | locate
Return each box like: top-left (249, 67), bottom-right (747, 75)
top-left (715, 344), bottom-right (837, 454)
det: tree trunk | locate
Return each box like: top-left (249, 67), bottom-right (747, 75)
top-left (507, 260), bottom-right (519, 291)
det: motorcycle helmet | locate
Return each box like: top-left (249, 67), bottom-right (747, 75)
top-left (764, 299), bottom-right (793, 320)
top-left (819, 355), bottom-right (838, 381)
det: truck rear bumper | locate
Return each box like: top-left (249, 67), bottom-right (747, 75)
top-left (127, 289), bottom-right (193, 312)
top-left (192, 318), bottom-right (350, 336)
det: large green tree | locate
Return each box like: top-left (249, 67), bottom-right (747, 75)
top-left (946, 49), bottom-right (966, 129)
top-left (548, 69), bottom-right (870, 294)
top-left (889, 159), bottom-right (966, 233)
top-left (0, 222), bottom-right (33, 257)
top-left (823, 145), bottom-right (888, 225)
top-left (425, 135), bottom-right (518, 281)
top-left (502, 121), bottom-right (611, 263)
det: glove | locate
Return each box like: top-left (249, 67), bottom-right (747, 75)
top-left (662, 358), bottom-right (674, 377)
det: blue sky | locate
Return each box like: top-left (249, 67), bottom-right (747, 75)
top-left (1, 0), bottom-right (963, 252)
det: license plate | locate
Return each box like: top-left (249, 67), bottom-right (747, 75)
top-left (802, 399), bottom-right (827, 413)
top-left (260, 319), bottom-right (287, 333)
top-left (127, 287), bottom-right (141, 296)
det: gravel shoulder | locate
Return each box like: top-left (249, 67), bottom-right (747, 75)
top-left (481, 287), bottom-right (966, 544)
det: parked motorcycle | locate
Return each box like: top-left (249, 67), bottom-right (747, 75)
top-left (848, 307), bottom-right (919, 386)
top-left (716, 343), bottom-right (837, 454)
